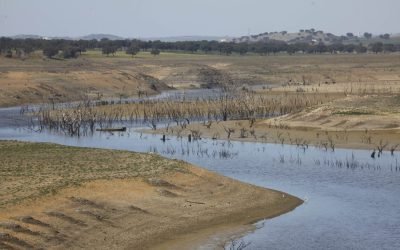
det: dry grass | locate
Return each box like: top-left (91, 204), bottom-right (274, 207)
top-left (0, 140), bottom-right (183, 208)
top-left (0, 140), bottom-right (302, 249)
top-left (4, 52), bottom-right (400, 149)
top-left (1, 52), bottom-right (400, 107)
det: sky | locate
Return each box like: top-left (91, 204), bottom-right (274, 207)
top-left (0, 0), bottom-right (399, 38)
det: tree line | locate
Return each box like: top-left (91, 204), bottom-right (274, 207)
top-left (1, 37), bottom-right (399, 59)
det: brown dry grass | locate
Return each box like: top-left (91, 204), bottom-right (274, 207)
top-left (0, 141), bottom-right (182, 208)
top-left (2, 52), bottom-right (400, 107)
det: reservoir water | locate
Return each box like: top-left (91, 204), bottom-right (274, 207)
top-left (1, 90), bottom-right (399, 249)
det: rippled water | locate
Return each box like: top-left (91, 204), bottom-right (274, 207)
top-left (1, 89), bottom-right (400, 250)
top-left (1, 123), bottom-right (399, 250)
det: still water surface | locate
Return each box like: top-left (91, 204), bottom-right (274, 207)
top-left (0, 89), bottom-right (399, 250)
top-left (1, 123), bottom-right (399, 250)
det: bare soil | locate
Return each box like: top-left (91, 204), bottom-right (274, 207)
top-left (2, 52), bottom-right (400, 107)
top-left (0, 141), bottom-right (302, 249)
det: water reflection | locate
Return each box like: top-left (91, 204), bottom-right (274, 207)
top-left (0, 124), bottom-right (400, 249)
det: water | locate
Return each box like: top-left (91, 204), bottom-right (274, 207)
top-left (1, 111), bottom-right (400, 249)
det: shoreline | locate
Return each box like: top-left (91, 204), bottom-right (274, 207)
top-left (0, 141), bottom-right (303, 249)
top-left (142, 120), bottom-right (400, 152)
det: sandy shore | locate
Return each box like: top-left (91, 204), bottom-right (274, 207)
top-left (0, 141), bottom-right (302, 249)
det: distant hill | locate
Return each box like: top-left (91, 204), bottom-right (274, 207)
top-left (355, 33), bottom-right (400, 45)
top-left (7, 34), bottom-right (229, 42)
top-left (233, 30), bottom-right (343, 44)
top-left (11, 34), bottom-right (43, 39)
top-left (141, 36), bottom-right (230, 42)
top-left (6, 31), bottom-right (400, 44)
top-left (233, 30), bottom-right (400, 45)
top-left (79, 34), bottom-right (124, 41)
top-left (9, 34), bottom-right (124, 41)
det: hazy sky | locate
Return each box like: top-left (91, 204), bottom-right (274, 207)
top-left (0, 0), bottom-right (399, 38)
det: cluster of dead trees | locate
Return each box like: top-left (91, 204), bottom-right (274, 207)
top-left (31, 91), bottom-right (332, 136)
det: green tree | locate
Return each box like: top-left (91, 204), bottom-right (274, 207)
top-left (185, 43), bottom-right (199, 53)
top-left (236, 43), bottom-right (248, 55)
top-left (379, 33), bottom-right (390, 40)
top-left (383, 44), bottom-right (395, 52)
top-left (0, 37), bottom-right (13, 55)
top-left (22, 45), bottom-right (34, 55)
top-left (43, 45), bottom-right (59, 58)
top-left (150, 48), bottom-right (160, 56)
top-left (199, 41), bottom-right (212, 53)
top-left (126, 45), bottom-right (140, 57)
top-left (363, 32), bottom-right (372, 39)
top-left (371, 42), bottom-right (383, 53)
top-left (220, 43), bottom-right (233, 55)
top-left (62, 46), bottom-right (79, 58)
top-left (355, 43), bottom-right (367, 53)
top-left (102, 46), bottom-right (117, 56)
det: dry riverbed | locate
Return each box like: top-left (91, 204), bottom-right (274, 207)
top-left (0, 141), bottom-right (302, 249)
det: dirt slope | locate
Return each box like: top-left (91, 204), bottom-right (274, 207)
top-left (0, 141), bottom-right (302, 249)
